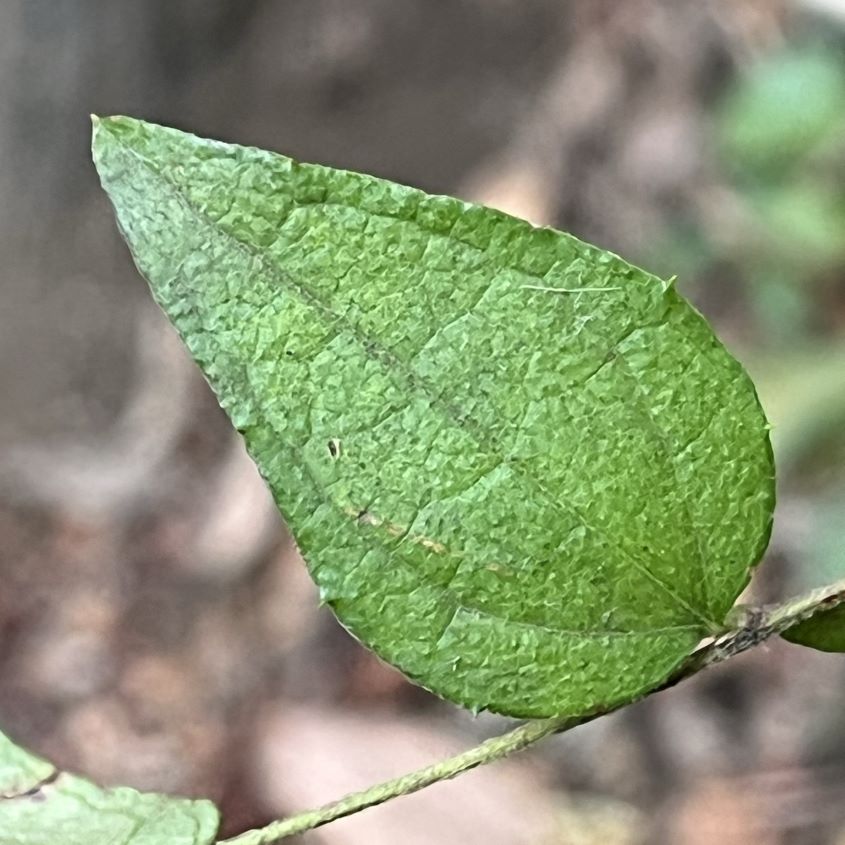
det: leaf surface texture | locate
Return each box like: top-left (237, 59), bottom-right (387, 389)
top-left (93, 116), bottom-right (775, 717)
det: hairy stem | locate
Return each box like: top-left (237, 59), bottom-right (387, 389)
top-left (219, 716), bottom-right (572, 844)
top-left (221, 579), bottom-right (845, 845)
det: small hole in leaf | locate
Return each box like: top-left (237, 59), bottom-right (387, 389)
top-left (328, 438), bottom-right (341, 459)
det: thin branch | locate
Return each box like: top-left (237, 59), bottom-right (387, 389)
top-left (221, 579), bottom-right (845, 845)
top-left (220, 716), bottom-right (573, 844)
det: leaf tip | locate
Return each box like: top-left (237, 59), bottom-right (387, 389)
top-left (90, 113), bottom-right (102, 148)
top-left (90, 114), bottom-right (138, 143)
top-left (91, 115), bottom-right (138, 170)
top-left (90, 113), bottom-right (111, 156)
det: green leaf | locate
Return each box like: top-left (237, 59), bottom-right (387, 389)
top-left (779, 577), bottom-right (845, 654)
top-left (92, 116), bottom-right (775, 718)
top-left (718, 49), bottom-right (845, 174)
top-left (0, 730), bottom-right (219, 844)
top-left (783, 604), bottom-right (845, 652)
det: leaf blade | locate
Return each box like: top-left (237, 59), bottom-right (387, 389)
top-left (0, 731), bottom-right (219, 845)
top-left (782, 604), bottom-right (845, 652)
top-left (92, 116), bottom-right (775, 717)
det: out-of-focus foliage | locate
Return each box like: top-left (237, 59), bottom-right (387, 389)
top-left (0, 730), bottom-right (219, 845)
top-left (719, 50), bottom-right (845, 174)
top-left (718, 47), bottom-right (845, 344)
top-left (731, 41), bottom-right (845, 335)
top-left (654, 46), bottom-right (845, 349)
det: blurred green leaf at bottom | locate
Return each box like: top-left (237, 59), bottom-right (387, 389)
top-left (0, 730), bottom-right (219, 845)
